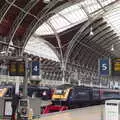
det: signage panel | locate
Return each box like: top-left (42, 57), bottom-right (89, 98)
top-left (99, 59), bottom-right (110, 76)
top-left (112, 58), bottom-right (120, 76)
top-left (32, 61), bottom-right (40, 76)
top-left (9, 61), bottom-right (17, 76)
top-left (9, 61), bottom-right (25, 76)
top-left (17, 61), bottom-right (25, 76)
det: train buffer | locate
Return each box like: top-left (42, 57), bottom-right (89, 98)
top-left (42, 105), bottom-right (68, 114)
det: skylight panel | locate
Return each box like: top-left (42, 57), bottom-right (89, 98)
top-left (104, 4), bottom-right (120, 37)
top-left (34, 0), bottom-right (116, 36)
top-left (61, 8), bottom-right (87, 23)
top-left (60, 4), bottom-right (80, 14)
top-left (81, 0), bottom-right (101, 14)
top-left (99, 0), bottom-right (116, 6)
top-left (25, 36), bottom-right (59, 61)
top-left (35, 22), bottom-right (54, 35)
top-left (49, 14), bottom-right (70, 30)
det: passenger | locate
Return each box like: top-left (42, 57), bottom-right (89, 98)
top-left (11, 92), bottom-right (21, 120)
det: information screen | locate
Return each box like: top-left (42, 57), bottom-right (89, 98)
top-left (17, 61), bottom-right (25, 76)
top-left (9, 61), bottom-right (17, 76)
top-left (9, 61), bottom-right (25, 76)
top-left (112, 58), bottom-right (120, 76)
top-left (20, 100), bottom-right (28, 107)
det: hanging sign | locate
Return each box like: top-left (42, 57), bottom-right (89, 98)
top-left (99, 59), bottom-right (110, 76)
top-left (32, 61), bottom-right (40, 76)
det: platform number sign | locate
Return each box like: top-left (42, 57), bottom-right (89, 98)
top-left (32, 61), bottom-right (40, 76)
top-left (99, 59), bottom-right (110, 76)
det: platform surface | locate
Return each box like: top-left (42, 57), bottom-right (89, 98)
top-left (39, 105), bottom-right (104, 120)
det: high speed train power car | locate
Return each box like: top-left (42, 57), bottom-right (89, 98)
top-left (52, 84), bottom-right (120, 108)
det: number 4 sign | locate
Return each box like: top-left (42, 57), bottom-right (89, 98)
top-left (99, 59), bottom-right (111, 76)
top-left (32, 61), bottom-right (40, 76)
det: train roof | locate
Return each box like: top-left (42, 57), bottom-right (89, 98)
top-left (56, 84), bottom-right (73, 89)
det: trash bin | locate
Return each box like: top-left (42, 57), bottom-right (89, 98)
top-left (105, 99), bottom-right (120, 120)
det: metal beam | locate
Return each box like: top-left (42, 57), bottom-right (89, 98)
top-left (21, 0), bottom-right (61, 55)
top-left (6, 0), bottom-right (40, 54)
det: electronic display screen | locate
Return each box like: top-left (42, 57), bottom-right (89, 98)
top-left (9, 61), bottom-right (25, 76)
top-left (112, 58), bottom-right (120, 76)
top-left (20, 100), bottom-right (28, 107)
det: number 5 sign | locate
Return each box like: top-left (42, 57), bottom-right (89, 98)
top-left (32, 61), bottom-right (40, 76)
top-left (99, 59), bottom-right (111, 76)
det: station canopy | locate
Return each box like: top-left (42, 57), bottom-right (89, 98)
top-left (26, 0), bottom-right (120, 61)
top-left (0, 0), bottom-right (119, 70)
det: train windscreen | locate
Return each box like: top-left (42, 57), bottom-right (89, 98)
top-left (56, 84), bottom-right (73, 90)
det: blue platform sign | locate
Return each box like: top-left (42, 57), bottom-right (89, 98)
top-left (32, 61), bottom-right (40, 76)
top-left (99, 59), bottom-right (110, 76)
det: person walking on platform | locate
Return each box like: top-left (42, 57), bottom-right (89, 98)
top-left (11, 92), bottom-right (21, 120)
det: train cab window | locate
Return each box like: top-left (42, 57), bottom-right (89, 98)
top-left (55, 89), bottom-right (64, 95)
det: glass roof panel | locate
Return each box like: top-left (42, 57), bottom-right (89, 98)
top-left (35, 0), bottom-right (116, 36)
top-left (104, 3), bottom-right (120, 38)
top-left (35, 22), bottom-right (54, 35)
top-left (99, 0), bottom-right (116, 6)
top-left (25, 36), bottom-right (59, 61)
top-left (61, 8), bottom-right (87, 24)
top-left (49, 14), bottom-right (70, 30)
top-left (81, 0), bottom-right (101, 14)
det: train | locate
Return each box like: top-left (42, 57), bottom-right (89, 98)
top-left (0, 85), bottom-right (53, 100)
top-left (52, 84), bottom-right (120, 108)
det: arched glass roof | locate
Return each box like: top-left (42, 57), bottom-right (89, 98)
top-left (25, 36), bottom-right (59, 61)
top-left (35, 0), bottom-right (116, 36)
top-left (26, 0), bottom-right (119, 61)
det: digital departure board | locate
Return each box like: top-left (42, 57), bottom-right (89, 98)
top-left (9, 61), bottom-right (25, 76)
top-left (111, 58), bottom-right (120, 76)
top-left (17, 61), bottom-right (25, 76)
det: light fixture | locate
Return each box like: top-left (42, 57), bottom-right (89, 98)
top-left (89, 26), bottom-right (94, 36)
top-left (0, 51), bottom-right (6, 54)
top-left (111, 44), bottom-right (114, 51)
top-left (43, 0), bottom-right (50, 3)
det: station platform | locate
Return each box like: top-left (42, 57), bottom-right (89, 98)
top-left (39, 105), bottom-right (104, 120)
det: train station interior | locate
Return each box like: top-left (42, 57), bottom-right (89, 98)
top-left (0, 0), bottom-right (120, 120)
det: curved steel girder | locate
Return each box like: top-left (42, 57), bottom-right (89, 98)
top-left (86, 40), bottom-right (111, 56)
top-left (101, 36), bottom-right (119, 47)
top-left (70, 41), bottom-right (100, 68)
top-left (71, 46), bottom-right (83, 62)
top-left (76, 35), bottom-right (109, 57)
top-left (87, 51), bottom-right (100, 68)
top-left (77, 28), bottom-right (114, 57)
top-left (77, 47), bottom-right (89, 64)
top-left (6, 0), bottom-right (59, 51)
top-left (80, 25), bottom-right (111, 46)
top-left (90, 27), bottom-right (111, 42)
top-left (81, 49), bottom-right (94, 66)
top-left (0, 0), bottom-right (16, 23)
top-left (70, 25), bottom-right (111, 60)
top-left (20, 1), bottom-right (73, 54)
top-left (71, 36), bottom-right (106, 63)
top-left (114, 44), bottom-right (120, 54)
top-left (6, 0), bottom-right (40, 53)
top-left (95, 30), bottom-right (115, 44)
top-left (73, 45), bottom-right (99, 70)
top-left (77, 21), bottom-right (108, 44)
top-left (65, 18), bottom-right (107, 64)
top-left (104, 38), bottom-right (120, 50)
